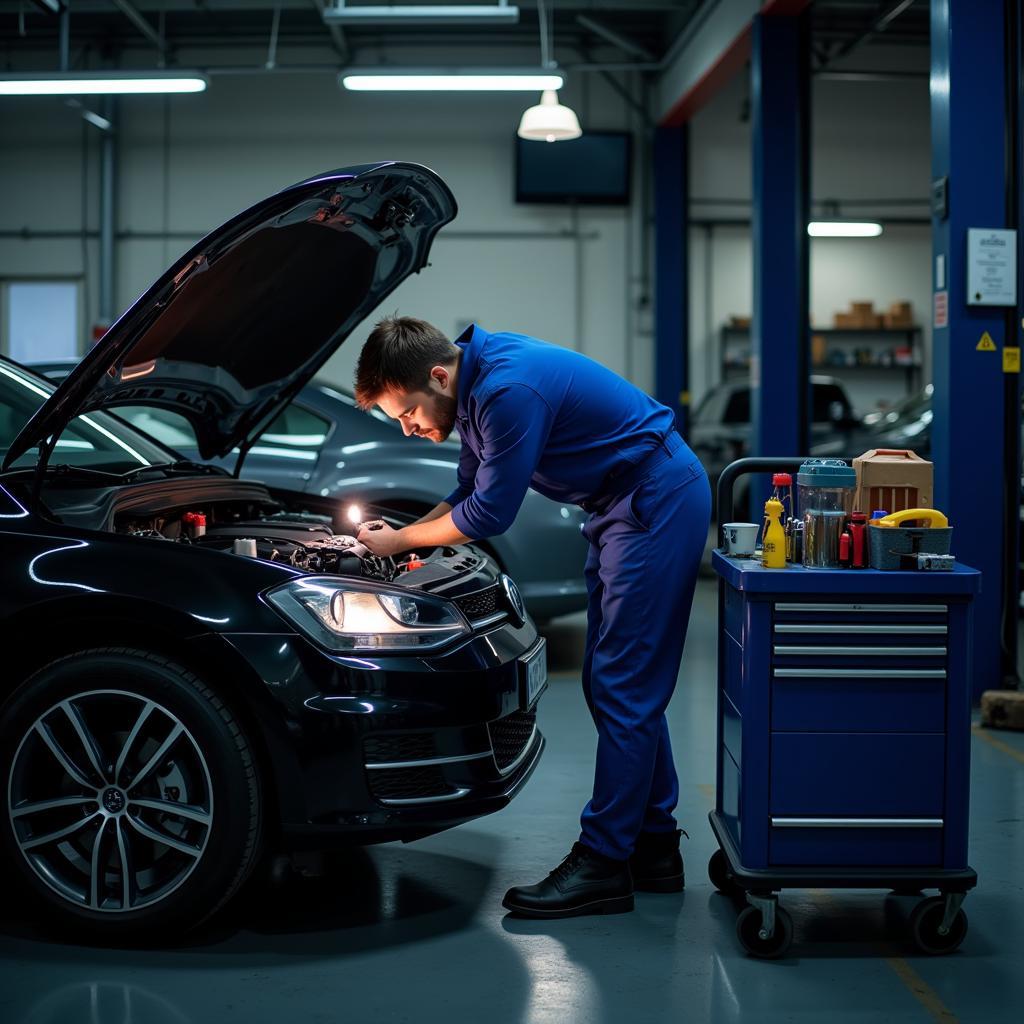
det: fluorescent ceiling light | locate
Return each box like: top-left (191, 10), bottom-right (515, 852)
top-left (0, 72), bottom-right (208, 96)
top-left (808, 221), bottom-right (883, 237)
top-left (341, 70), bottom-right (563, 91)
top-left (324, 3), bottom-right (519, 26)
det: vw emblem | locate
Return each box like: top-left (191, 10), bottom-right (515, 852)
top-left (500, 574), bottom-right (527, 627)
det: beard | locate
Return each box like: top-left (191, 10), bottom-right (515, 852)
top-left (427, 392), bottom-right (458, 442)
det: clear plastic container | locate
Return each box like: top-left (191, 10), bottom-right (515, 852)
top-left (797, 459), bottom-right (856, 567)
top-left (797, 458), bottom-right (856, 514)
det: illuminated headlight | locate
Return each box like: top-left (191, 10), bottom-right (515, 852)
top-left (264, 577), bottom-right (470, 652)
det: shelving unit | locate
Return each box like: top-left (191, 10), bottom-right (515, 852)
top-left (720, 325), bottom-right (925, 407)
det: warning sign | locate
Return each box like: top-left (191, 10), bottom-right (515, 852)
top-left (976, 331), bottom-right (997, 352)
top-left (1005, 347), bottom-right (1021, 373)
top-left (934, 290), bottom-right (948, 328)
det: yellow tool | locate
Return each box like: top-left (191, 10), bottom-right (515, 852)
top-left (761, 497), bottom-right (787, 568)
top-left (872, 508), bottom-right (949, 529)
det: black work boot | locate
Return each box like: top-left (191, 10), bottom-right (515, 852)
top-left (502, 842), bottom-right (634, 919)
top-left (629, 829), bottom-right (686, 893)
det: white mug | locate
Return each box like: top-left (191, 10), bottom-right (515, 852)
top-left (723, 522), bottom-right (759, 557)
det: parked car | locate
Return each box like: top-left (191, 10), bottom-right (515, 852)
top-left (689, 375), bottom-right (859, 514)
top-left (30, 361), bottom-right (589, 624)
top-left (811, 384), bottom-right (933, 459)
top-left (0, 163), bottom-right (547, 939)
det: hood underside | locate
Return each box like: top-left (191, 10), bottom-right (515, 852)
top-left (3, 161), bottom-right (457, 470)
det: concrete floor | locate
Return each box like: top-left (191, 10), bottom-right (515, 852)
top-left (1, 577), bottom-right (1023, 1023)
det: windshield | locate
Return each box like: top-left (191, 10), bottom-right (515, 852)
top-left (0, 360), bottom-right (175, 472)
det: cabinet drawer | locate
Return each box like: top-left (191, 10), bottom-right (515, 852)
top-left (769, 822), bottom-right (943, 867)
top-left (771, 674), bottom-right (945, 732)
top-left (770, 733), bottom-right (945, 817)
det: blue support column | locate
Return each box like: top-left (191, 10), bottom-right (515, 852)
top-left (750, 13), bottom-right (810, 462)
top-left (653, 123), bottom-right (689, 433)
top-left (931, 0), bottom-right (1015, 695)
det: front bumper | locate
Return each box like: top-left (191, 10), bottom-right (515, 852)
top-left (221, 616), bottom-right (546, 845)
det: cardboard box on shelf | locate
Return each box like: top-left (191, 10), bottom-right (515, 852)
top-left (883, 300), bottom-right (914, 329)
top-left (811, 334), bottom-right (827, 366)
top-left (853, 449), bottom-right (933, 515)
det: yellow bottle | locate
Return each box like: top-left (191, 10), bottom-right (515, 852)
top-left (762, 497), bottom-right (787, 569)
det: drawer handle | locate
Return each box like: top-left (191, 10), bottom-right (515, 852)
top-left (774, 603), bottom-right (947, 613)
top-left (774, 645), bottom-right (947, 657)
top-left (771, 817), bottom-right (943, 829)
top-left (774, 668), bottom-right (946, 678)
top-left (774, 624), bottom-right (947, 635)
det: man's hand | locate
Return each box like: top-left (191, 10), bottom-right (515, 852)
top-left (356, 521), bottom-right (406, 557)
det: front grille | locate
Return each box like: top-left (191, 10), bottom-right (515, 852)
top-left (367, 765), bottom-right (453, 802)
top-left (364, 732), bottom-right (437, 765)
top-left (455, 585), bottom-right (501, 622)
top-left (488, 709), bottom-right (537, 773)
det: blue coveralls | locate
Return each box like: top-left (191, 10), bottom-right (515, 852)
top-left (446, 326), bottom-right (711, 861)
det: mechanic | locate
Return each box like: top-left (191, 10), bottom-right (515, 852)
top-left (353, 316), bottom-right (711, 919)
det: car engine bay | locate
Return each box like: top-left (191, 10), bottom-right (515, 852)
top-left (113, 493), bottom-right (483, 587)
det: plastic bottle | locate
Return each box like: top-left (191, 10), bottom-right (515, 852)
top-left (761, 497), bottom-right (787, 569)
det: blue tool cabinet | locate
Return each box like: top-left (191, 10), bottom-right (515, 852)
top-left (708, 543), bottom-right (981, 958)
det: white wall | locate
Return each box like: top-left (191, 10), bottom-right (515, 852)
top-left (0, 42), bottom-right (935, 419)
top-left (687, 52), bottom-right (933, 416)
top-left (0, 62), bottom-right (648, 391)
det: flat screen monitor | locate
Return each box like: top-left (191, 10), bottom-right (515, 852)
top-left (515, 131), bottom-right (632, 205)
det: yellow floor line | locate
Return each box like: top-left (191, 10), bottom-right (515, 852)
top-left (971, 724), bottom-right (1024, 765)
top-left (885, 956), bottom-right (960, 1023)
top-left (808, 891), bottom-right (959, 1022)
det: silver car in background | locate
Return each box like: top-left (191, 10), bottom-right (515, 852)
top-left (29, 360), bottom-right (589, 623)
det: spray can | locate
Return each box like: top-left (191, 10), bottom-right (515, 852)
top-left (761, 497), bottom-right (787, 569)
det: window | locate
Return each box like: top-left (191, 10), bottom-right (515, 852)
top-left (256, 404), bottom-right (331, 453)
top-left (3, 281), bottom-right (80, 363)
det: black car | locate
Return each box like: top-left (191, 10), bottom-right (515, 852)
top-left (0, 163), bottom-right (546, 939)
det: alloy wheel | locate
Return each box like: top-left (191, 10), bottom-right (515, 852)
top-left (8, 689), bottom-right (214, 913)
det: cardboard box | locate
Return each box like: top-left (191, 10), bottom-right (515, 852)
top-left (853, 448), bottom-right (933, 515)
top-left (980, 690), bottom-right (1024, 731)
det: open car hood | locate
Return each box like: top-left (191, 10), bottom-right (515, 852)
top-left (3, 162), bottom-right (457, 469)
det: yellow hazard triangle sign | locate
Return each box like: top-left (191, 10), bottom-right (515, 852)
top-left (976, 331), bottom-right (997, 351)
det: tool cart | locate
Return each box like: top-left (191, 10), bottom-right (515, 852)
top-left (710, 458), bottom-right (980, 958)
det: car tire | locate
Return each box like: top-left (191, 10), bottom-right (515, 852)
top-left (1, 647), bottom-right (262, 940)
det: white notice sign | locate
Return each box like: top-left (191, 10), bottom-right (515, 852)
top-left (967, 228), bottom-right (1017, 306)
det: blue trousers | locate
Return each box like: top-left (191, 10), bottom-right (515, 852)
top-left (578, 444), bottom-right (711, 861)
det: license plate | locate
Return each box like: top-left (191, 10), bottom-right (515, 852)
top-left (518, 639), bottom-right (548, 711)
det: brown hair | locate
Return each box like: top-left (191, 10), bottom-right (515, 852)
top-left (354, 316), bottom-right (460, 409)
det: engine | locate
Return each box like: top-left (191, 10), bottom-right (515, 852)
top-left (115, 503), bottom-right (474, 584)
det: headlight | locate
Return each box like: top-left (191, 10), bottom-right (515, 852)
top-left (264, 577), bottom-right (470, 652)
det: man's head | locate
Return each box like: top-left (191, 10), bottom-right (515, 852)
top-left (354, 316), bottom-right (461, 443)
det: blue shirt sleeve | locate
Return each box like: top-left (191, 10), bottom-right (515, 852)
top-left (443, 439), bottom-right (479, 508)
top-left (449, 384), bottom-right (554, 539)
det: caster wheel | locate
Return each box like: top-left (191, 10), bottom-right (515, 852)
top-left (736, 905), bottom-right (793, 959)
top-left (708, 849), bottom-right (741, 896)
top-left (908, 896), bottom-right (968, 955)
